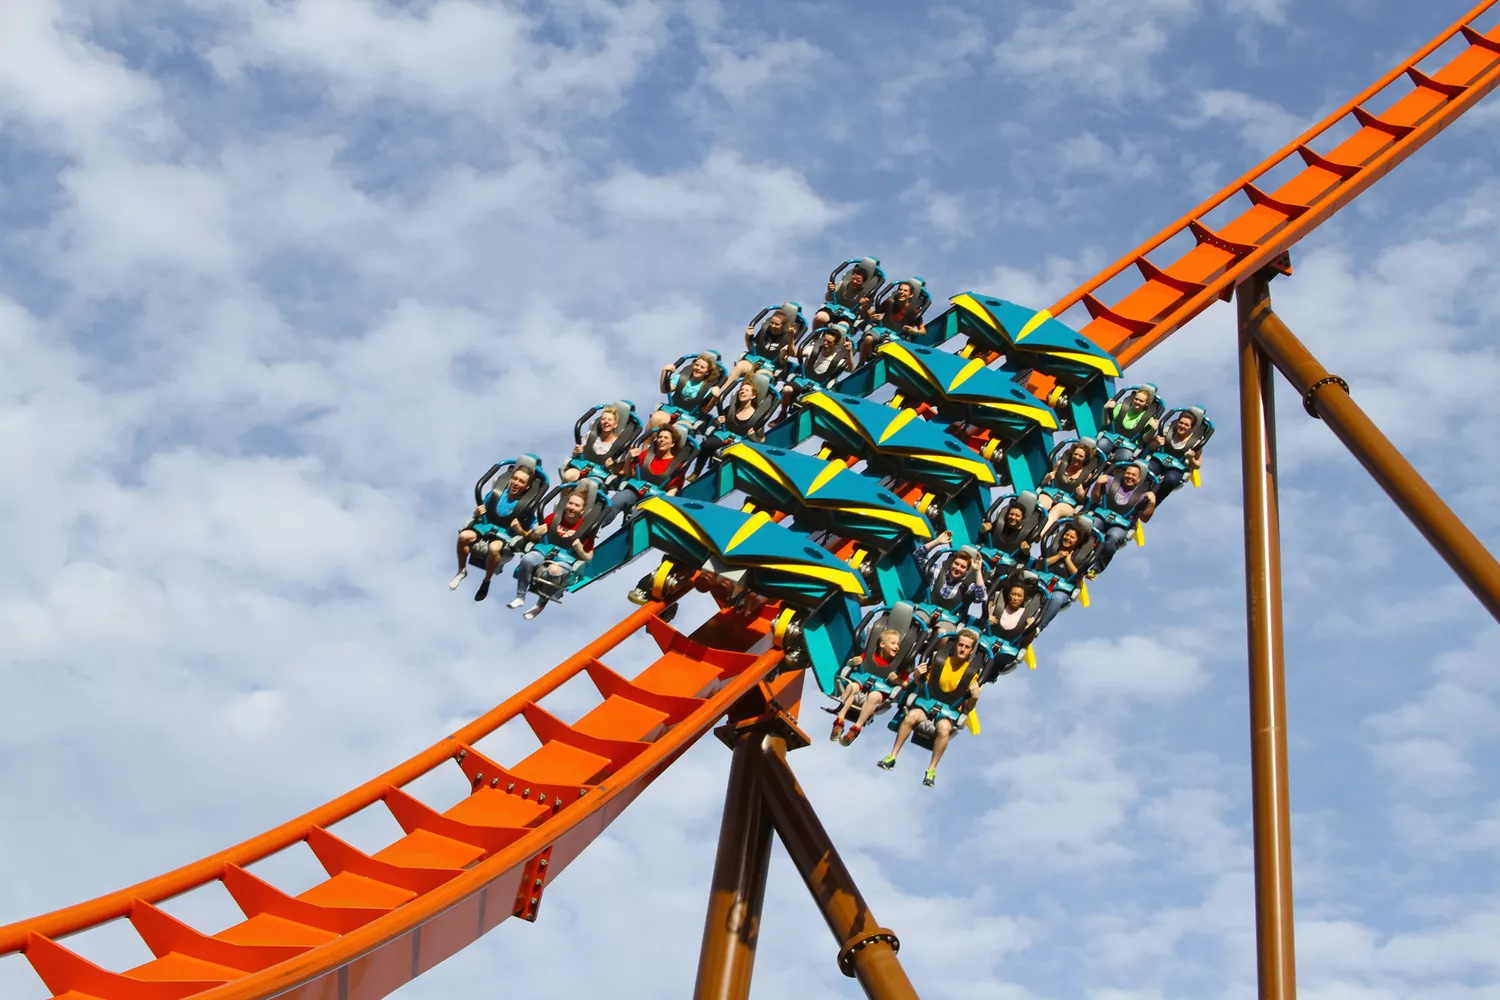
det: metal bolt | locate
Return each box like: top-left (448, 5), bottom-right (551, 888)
top-left (578, 788), bottom-right (586, 797)
top-left (533, 878), bottom-right (542, 889)
top-left (522, 788), bottom-right (531, 798)
top-left (455, 749), bottom-right (467, 762)
top-left (490, 777), bottom-right (500, 788)
top-left (539, 859), bottom-right (548, 868)
top-left (507, 783), bottom-right (515, 792)
top-left (474, 772), bottom-right (484, 784)
top-left (530, 897), bottom-right (538, 906)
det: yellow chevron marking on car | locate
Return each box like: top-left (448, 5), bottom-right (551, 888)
top-left (951, 293), bottom-right (999, 330)
top-left (1042, 348), bottom-right (1120, 376)
top-left (947, 357), bottom-right (988, 392)
top-left (723, 443), bottom-right (795, 493)
top-left (849, 548), bottom-right (867, 568)
top-left (973, 399), bottom-right (1059, 430)
top-left (758, 561), bottom-right (866, 596)
top-left (877, 407), bottom-right (920, 443)
top-left (1015, 308), bottom-right (1052, 342)
top-left (724, 510), bottom-right (773, 554)
top-left (637, 496), bottom-right (709, 545)
top-left (804, 393), bottom-right (864, 437)
top-left (837, 505), bottom-right (933, 538)
top-left (878, 342), bottom-right (942, 390)
top-left (806, 459), bottom-right (846, 496)
top-left (909, 452), bottom-right (997, 483)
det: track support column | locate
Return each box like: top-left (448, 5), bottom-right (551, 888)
top-left (756, 736), bottom-right (919, 1000)
top-left (1242, 292), bottom-right (1500, 621)
top-left (1237, 273), bottom-right (1299, 1000)
top-left (692, 729), bottom-right (776, 1000)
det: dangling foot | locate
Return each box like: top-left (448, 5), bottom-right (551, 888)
top-left (448, 569), bottom-right (467, 590)
top-left (840, 724), bottom-right (861, 747)
top-left (877, 754), bottom-right (897, 771)
top-left (923, 767), bottom-right (937, 787)
top-left (830, 720), bottom-right (844, 742)
top-left (506, 597), bottom-right (525, 610)
top-left (522, 604), bottom-right (545, 620)
top-left (473, 578), bottom-right (491, 602)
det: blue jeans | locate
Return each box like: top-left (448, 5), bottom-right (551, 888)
top-left (1038, 589), bottom-right (1074, 630)
top-left (1096, 525), bottom-right (1131, 572)
top-left (1150, 459), bottom-right (1186, 497)
top-left (514, 550), bottom-right (547, 598)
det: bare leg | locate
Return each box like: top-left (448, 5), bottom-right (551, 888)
top-left (456, 529), bottom-right (478, 573)
top-left (928, 718), bottom-right (955, 772)
top-left (834, 684), bottom-right (860, 725)
top-left (891, 708), bottom-right (925, 759)
top-left (1041, 501), bottom-right (1077, 538)
top-left (852, 690), bottom-right (886, 730)
top-left (561, 467), bottom-right (582, 483)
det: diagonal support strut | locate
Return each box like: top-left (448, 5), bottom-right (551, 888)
top-left (1241, 281), bottom-right (1500, 621)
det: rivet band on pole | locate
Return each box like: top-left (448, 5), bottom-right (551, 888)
top-left (836, 929), bottom-right (901, 978)
top-left (1301, 374), bottom-right (1349, 418)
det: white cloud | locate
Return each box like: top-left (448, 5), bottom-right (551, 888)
top-left (995, 0), bottom-right (1200, 102)
top-left (1054, 632), bottom-right (1208, 702)
top-left (1183, 88), bottom-right (1305, 152)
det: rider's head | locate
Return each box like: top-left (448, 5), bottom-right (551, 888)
top-left (1059, 526), bottom-right (1080, 550)
top-left (1005, 583), bottom-right (1026, 609)
top-left (1175, 413), bottom-right (1195, 436)
top-left (1068, 444), bottom-right (1089, 466)
top-left (563, 491), bottom-right (586, 521)
top-left (894, 281), bottom-right (914, 304)
top-left (736, 380), bottom-right (757, 405)
top-left (948, 553), bottom-right (972, 580)
top-left (508, 467), bottom-right (532, 496)
top-left (597, 408), bottom-right (618, 435)
top-left (876, 628), bottom-right (901, 660)
top-left (1121, 464), bottom-right (1142, 488)
top-left (953, 629), bottom-right (978, 663)
top-left (1131, 388), bottom-right (1151, 410)
top-left (689, 356), bottom-right (711, 379)
top-left (1004, 505), bottom-right (1024, 529)
top-left (653, 427), bottom-right (676, 455)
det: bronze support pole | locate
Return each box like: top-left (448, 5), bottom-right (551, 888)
top-left (755, 736), bottom-right (920, 1000)
top-left (1237, 274), bottom-right (1299, 1000)
top-left (692, 731), bottom-right (776, 1000)
top-left (1243, 295), bottom-right (1500, 622)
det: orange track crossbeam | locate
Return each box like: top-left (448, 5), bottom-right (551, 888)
top-left (0, 604), bottom-right (786, 1000)
top-left (1046, 2), bottom-right (1500, 373)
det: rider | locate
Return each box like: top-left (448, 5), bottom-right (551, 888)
top-left (981, 494), bottom-right (1041, 566)
top-left (609, 425), bottom-right (689, 523)
top-left (1036, 521), bottom-right (1090, 629)
top-left (830, 628), bottom-right (908, 747)
top-left (1097, 386), bottom-right (1161, 461)
top-left (647, 352), bottom-right (722, 432)
top-left (858, 279), bottom-right (928, 362)
top-left (877, 629), bottom-right (983, 787)
top-left (452, 462), bottom-right (540, 601)
top-left (813, 257), bottom-right (880, 332)
top-left (917, 532), bottom-right (988, 625)
top-left (988, 580), bottom-right (1039, 645)
top-left (724, 304), bottom-right (801, 388)
top-left (694, 375), bottom-right (773, 477)
top-left (1147, 410), bottom-right (1205, 497)
top-left (564, 404), bottom-right (631, 483)
top-left (1038, 440), bottom-right (1097, 536)
top-left (1089, 461), bottom-right (1157, 572)
top-left (509, 488), bottom-right (595, 615)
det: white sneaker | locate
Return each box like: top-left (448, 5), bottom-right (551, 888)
top-left (506, 597), bottom-right (525, 609)
top-left (523, 604), bottom-right (545, 620)
top-left (448, 569), bottom-right (468, 590)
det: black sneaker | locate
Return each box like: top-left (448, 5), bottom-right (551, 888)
top-left (876, 755), bottom-right (896, 771)
top-left (473, 578), bottom-right (491, 602)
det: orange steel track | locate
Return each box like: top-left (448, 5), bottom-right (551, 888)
top-left (4, 8), bottom-right (1499, 1000)
top-left (1039, 1), bottom-right (1500, 378)
top-left (0, 603), bottom-right (802, 1000)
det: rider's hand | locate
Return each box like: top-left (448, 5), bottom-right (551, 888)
top-left (572, 444), bottom-right (583, 456)
top-left (826, 281), bottom-right (836, 293)
top-left (937, 530), bottom-right (953, 545)
top-left (473, 505), bottom-right (485, 516)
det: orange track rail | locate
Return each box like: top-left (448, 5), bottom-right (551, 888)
top-left (1048, 1), bottom-right (1500, 372)
top-left (5, 8), bottom-right (1500, 1000)
top-left (0, 604), bottom-right (797, 1000)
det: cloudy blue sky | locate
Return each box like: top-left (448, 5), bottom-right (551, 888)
top-left (2, 1), bottom-right (1499, 998)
